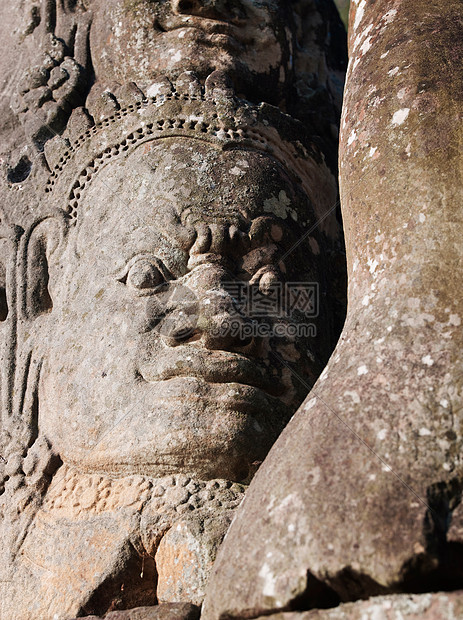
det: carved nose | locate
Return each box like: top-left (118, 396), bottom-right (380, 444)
top-left (200, 302), bottom-right (255, 351)
top-left (161, 288), bottom-right (255, 352)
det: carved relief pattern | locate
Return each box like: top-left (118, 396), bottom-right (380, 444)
top-left (10, 1), bottom-right (92, 149)
top-left (0, 1), bottom-right (347, 616)
top-left (43, 465), bottom-right (245, 522)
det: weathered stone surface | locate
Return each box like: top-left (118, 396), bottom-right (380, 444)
top-left (156, 511), bottom-right (234, 605)
top-left (0, 2), bottom-right (346, 618)
top-left (202, 1), bottom-right (463, 618)
top-left (0, 1), bottom-right (346, 173)
top-left (86, 0), bottom-right (345, 144)
top-left (2, 468), bottom-right (244, 617)
top-left (75, 602), bottom-right (200, 620)
top-left (0, 62), bottom-right (344, 620)
top-left (255, 592), bottom-right (463, 620)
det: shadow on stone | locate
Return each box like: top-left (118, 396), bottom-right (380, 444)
top-left (289, 551), bottom-right (463, 614)
top-left (7, 155), bottom-right (31, 183)
top-left (78, 547), bottom-right (157, 617)
top-left (400, 544), bottom-right (463, 595)
top-left (0, 285), bottom-right (7, 321)
top-left (290, 571), bottom-right (341, 611)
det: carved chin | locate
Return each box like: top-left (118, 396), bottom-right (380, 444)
top-left (42, 377), bottom-right (293, 482)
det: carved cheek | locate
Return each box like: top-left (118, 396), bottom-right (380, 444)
top-left (142, 283), bottom-right (199, 335)
top-left (140, 296), bottom-right (166, 333)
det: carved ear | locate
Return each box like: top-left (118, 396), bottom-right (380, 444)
top-left (25, 217), bottom-right (66, 320)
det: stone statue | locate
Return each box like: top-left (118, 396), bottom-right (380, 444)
top-left (202, 1), bottom-right (463, 618)
top-left (1, 32), bottom-right (345, 620)
top-left (0, 1), bottom-right (347, 618)
top-left (2, 0), bottom-right (346, 177)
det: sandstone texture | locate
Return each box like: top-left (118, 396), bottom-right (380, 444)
top-left (202, 0), bottom-right (463, 618)
top-left (75, 602), bottom-right (200, 620)
top-left (0, 0), bottom-right (346, 174)
top-left (256, 591), bottom-right (463, 620)
top-left (0, 1), bottom-right (347, 617)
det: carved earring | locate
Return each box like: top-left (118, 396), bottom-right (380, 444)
top-left (24, 217), bottom-right (67, 320)
top-left (26, 233), bottom-right (53, 319)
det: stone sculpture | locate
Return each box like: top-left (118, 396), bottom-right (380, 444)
top-left (202, 0), bottom-right (463, 618)
top-left (0, 1), bottom-right (347, 618)
top-left (0, 27), bottom-right (346, 620)
top-left (9, 0), bottom-right (92, 150)
top-left (2, 0), bottom-right (346, 179)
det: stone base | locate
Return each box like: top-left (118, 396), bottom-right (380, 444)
top-left (257, 592), bottom-right (463, 619)
top-left (76, 602), bottom-right (200, 620)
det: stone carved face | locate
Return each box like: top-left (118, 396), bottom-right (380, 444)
top-left (38, 139), bottom-right (326, 481)
top-left (88, 0), bottom-right (292, 102)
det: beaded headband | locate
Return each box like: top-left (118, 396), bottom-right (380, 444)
top-left (41, 72), bottom-right (336, 227)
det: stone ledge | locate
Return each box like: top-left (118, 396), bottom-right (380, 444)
top-left (255, 591), bottom-right (463, 620)
top-left (74, 602), bottom-right (200, 620)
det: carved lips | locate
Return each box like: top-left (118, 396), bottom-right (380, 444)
top-left (156, 16), bottom-right (246, 51)
top-left (139, 350), bottom-right (284, 398)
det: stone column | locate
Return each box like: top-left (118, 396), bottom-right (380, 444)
top-left (202, 1), bottom-right (463, 617)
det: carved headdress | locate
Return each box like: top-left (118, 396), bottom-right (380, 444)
top-left (1, 72), bottom-right (340, 572)
top-left (41, 71), bottom-right (337, 227)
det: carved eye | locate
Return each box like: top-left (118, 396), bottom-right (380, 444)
top-left (119, 256), bottom-right (169, 294)
top-left (250, 267), bottom-right (281, 295)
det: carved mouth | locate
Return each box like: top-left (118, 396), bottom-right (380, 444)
top-left (139, 352), bottom-right (284, 398)
top-left (159, 15), bottom-right (241, 32)
top-left (156, 16), bottom-right (246, 49)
